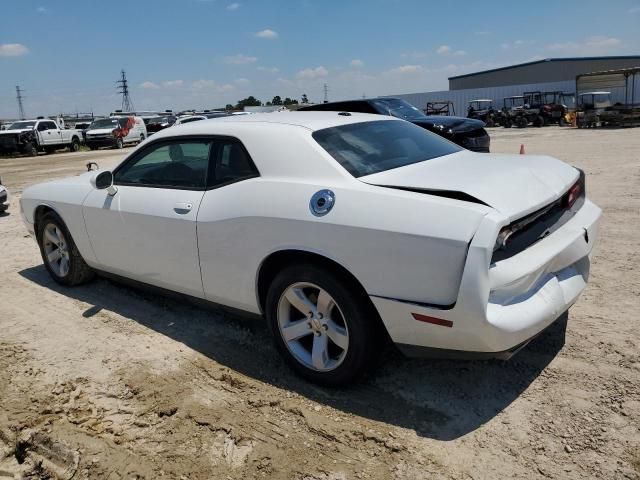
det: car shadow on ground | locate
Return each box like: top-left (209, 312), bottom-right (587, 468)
top-left (19, 265), bottom-right (567, 441)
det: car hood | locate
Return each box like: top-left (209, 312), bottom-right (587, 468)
top-left (86, 128), bottom-right (115, 135)
top-left (413, 116), bottom-right (485, 132)
top-left (359, 150), bottom-right (579, 220)
top-left (0, 129), bottom-right (32, 135)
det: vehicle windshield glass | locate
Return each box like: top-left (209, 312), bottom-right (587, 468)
top-left (371, 98), bottom-right (426, 121)
top-left (313, 120), bottom-right (461, 178)
top-left (7, 121), bottom-right (36, 130)
top-left (147, 117), bottom-right (166, 123)
top-left (90, 118), bottom-right (119, 129)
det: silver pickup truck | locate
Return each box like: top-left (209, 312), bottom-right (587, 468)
top-left (0, 118), bottom-right (82, 156)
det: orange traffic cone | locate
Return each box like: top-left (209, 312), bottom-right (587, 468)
top-left (519, 144), bottom-right (525, 155)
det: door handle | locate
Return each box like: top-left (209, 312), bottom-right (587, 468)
top-left (174, 202), bottom-right (193, 214)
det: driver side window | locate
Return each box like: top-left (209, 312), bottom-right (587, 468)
top-left (114, 140), bottom-right (211, 189)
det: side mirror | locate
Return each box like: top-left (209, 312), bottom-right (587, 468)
top-left (91, 171), bottom-right (118, 196)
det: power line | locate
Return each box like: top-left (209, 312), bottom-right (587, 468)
top-left (16, 86), bottom-right (26, 119)
top-left (116, 69), bottom-right (134, 112)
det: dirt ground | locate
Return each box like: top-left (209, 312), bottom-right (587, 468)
top-left (0, 127), bottom-right (639, 479)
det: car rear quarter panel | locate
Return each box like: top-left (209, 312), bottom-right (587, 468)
top-left (196, 176), bottom-right (490, 314)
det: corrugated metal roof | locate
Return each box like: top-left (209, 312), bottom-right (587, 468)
top-left (448, 56), bottom-right (640, 81)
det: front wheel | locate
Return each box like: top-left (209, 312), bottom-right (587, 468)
top-left (115, 138), bottom-right (124, 149)
top-left (266, 264), bottom-right (381, 386)
top-left (24, 142), bottom-right (38, 156)
top-left (139, 134), bottom-right (145, 144)
top-left (37, 211), bottom-right (94, 286)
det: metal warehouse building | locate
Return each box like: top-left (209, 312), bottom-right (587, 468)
top-left (395, 56), bottom-right (640, 116)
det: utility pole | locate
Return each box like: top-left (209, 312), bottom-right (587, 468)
top-left (323, 83), bottom-right (329, 104)
top-left (16, 85), bottom-right (26, 119)
top-left (116, 69), bottom-right (134, 112)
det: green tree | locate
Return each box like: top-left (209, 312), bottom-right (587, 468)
top-left (301, 94), bottom-right (309, 104)
top-left (225, 104), bottom-right (234, 111)
top-left (283, 97), bottom-right (298, 106)
top-left (271, 95), bottom-right (283, 106)
top-left (235, 96), bottom-right (262, 109)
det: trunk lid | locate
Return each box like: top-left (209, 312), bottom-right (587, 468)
top-left (359, 150), bottom-right (579, 220)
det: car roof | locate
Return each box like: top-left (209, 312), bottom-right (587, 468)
top-left (153, 111), bottom-right (396, 138)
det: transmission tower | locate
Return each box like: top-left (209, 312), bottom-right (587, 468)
top-left (116, 69), bottom-right (134, 112)
top-left (323, 83), bottom-right (329, 103)
top-left (16, 86), bottom-right (26, 119)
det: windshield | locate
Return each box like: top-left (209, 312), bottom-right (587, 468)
top-left (372, 98), bottom-right (426, 121)
top-left (313, 120), bottom-right (461, 178)
top-left (7, 121), bottom-right (36, 130)
top-left (90, 118), bottom-right (120, 129)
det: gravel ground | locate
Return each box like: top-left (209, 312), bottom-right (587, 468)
top-left (0, 127), bottom-right (638, 479)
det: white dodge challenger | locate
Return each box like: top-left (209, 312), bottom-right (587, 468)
top-left (20, 112), bottom-right (601, 385)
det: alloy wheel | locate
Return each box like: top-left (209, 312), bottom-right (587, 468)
top-left (43, 223), bottom-right (70, 277)
top-left (277, 282), bottom-right (349, 372)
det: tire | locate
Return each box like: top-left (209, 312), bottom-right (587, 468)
top-left (266, 263), bottom-right (382, 386)
top-left (503, 118), bottom-right (512, 128)
top-left (534, 115), bottom-right (544, 127)
top-left (69, 138), bottom-right (80, 152)
top-left (559, 117), bottom-right (567, 127)
top-left (24, 142), bottom-right (37, 157)
top-left (115, 138), bottom-right (124, 149)
top-left (516, 116), bottom-right (528, 128)
top-left (37, 211), bottom-right (94, 286)
top-left (139, 134), bottom-right (145, 144)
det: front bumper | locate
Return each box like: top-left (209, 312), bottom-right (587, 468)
top-left (371, 199), bottom-right (601, 357)
top-left (459, 132), bottom-right (490, 153)
top-left (86, 136), bottom-right (117, 148)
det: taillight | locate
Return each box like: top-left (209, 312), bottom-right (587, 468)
top-left (563, 169), bottom-right (585, 209)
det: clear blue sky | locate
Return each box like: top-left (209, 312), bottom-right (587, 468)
top-left (1, 0), bottom-right (639, 118)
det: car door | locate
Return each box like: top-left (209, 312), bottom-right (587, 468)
top-left (36, 121), bottom-right (51, 145)
top-left (82, 138), bottom-right (212, 298)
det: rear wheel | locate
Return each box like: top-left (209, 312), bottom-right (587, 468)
top-left (115, 138), bottom-right (124, 149)
top-left (37, 211), bottom-right (94, 286)
top-left (266, 264), bottom-right (381, 386)
top-left (503, 118), bottom-right (512, 128)
top-left (516, 116), bottom-right (528, 128)
top-left (69, 138), bottom-right (80, 152)
top-left (139, 134), bottom-right (145, 144)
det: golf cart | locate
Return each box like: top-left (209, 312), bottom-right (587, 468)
top-left (467, 99), bottom-right (498, 127)
top-left (424, 101), bottom-right (455, 116)
top-left (502, 95), bottom-right (537, 128)
top-left (576, 91), bottom-right (612, 128)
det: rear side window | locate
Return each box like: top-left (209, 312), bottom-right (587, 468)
top-left (313, 120), bottom-right (462, 177)
top-left (208, 140), bottom-right (259, 188)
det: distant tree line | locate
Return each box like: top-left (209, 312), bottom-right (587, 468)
top-left (226, 93), bottom-right (310, 111)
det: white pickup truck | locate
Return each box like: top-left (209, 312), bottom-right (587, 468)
top-left (0, 118), bottom-right (82, 156)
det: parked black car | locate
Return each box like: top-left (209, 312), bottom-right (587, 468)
top-left (146, 116), bottom-right (177, 136)
top-left (299, 97), bottom-right (490, 152)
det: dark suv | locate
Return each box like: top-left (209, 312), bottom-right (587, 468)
top-left (299, 97), bottom-right (490, 152)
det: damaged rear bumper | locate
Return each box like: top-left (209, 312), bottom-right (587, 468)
top-left (371, 199), bottom-right (601, 358)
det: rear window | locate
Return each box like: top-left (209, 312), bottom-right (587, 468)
top-left (312, 120), bottom-right (461, 177)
